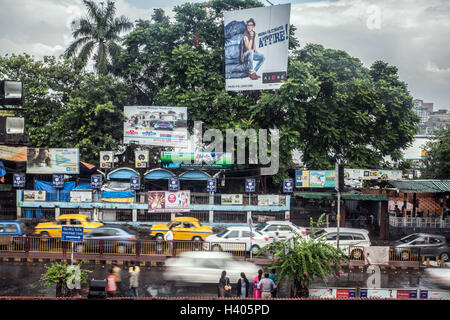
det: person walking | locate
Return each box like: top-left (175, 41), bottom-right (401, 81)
top-left (258, 272), bottom-right (276, 299)
top-left (236, 272), bottom-right (250, 298)
top-left (106, 268), bottom-right (117, 297)
top-left (128, 261), bottom-right (140, 297)
top-left (252, 269), bottom-right (263, 298)
top-left (112, 262), bottom-right (123, 296)
top-left (164, 225), bottom-right (174, 256)
top-left (268, 269), bottom-right (279, 298)
top-left (218, 270), bottom-right (231, 297)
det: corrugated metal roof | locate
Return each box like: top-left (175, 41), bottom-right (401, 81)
top-left (388, 180), bottom-right (450, 193)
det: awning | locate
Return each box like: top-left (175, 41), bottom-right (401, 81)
top-left (144, 168), bottom-right (175, 180)
top-left (294, 192), bottom-right (388, 201)
top-left (388, 180), bottom-right (450, 193)
top-left (107, 167), bottom-right (139, 180)
top-left (178, 170), bottom-right (211, 181)
top-left (294, 192), bottom-right (334, 200)
top-left (0, 146), bottom-right (27, 162)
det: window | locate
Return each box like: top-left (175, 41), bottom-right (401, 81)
top-left (266, 225), bottom-right (279, 232)
top-left (327, 233), bottom-right (338, 241)
top-left (226, 230), bottom-right (240, 238)
top-left (183, 222), bottom-right (194, 229)
top-left (339, 234), bottom-right (354, 241)
top-left (57, 220), bottom-right (67, 225)
top-left (0, 225), bottom-right (4, 233)
top-left (5, 224), bottom-right (18, 233)
top-left (352, 234), bottom-right (366, 240)
top-left (104, 229), bottom-right (120, 236)
top-left (90, 230), bottom-right (106, 237)
top-left (70, 219), bottom-right (82, 225)
top-left (216, 229), bottom-right (229, 238)
top-left (411, 237), bottom-right (427, 245)
top-left (242, 231), bottom-right (250, 238)
top-left (429, 237), bottom-right (443, 244)
top-left (170, 222), bottom-right (182, 229)
top-left (255, 223), bottom-right (268, 232)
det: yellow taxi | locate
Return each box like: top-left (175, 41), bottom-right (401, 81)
top-left (34, 214), bottom-right (103, 238)
top-left (150, 217), bottom-right (213, 241)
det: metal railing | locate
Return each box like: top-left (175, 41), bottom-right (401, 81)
top-left (347, 246), bottom-right (421, 263)
top-left (389, 216), bottom-right (450, 229)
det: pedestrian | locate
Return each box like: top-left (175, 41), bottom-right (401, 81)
top-left (274, 232), bottom-right (279, 242)
top-left (257, 272), bottom-right (276, 299)
top-left (236, 272), bottom-right (250, 298)
top-left (164, 225), bottom-right (174, 255)
top-left (128, 261), bottom-right (140, 297)
top-left (218, 270), bottom-right (231, 297)
top-left (106, 268), bottom-right (117, 297)
top-left (112, 262), bottom-right (123, 296)
top-left (268, 269), bottom-right (278, 298)
top-left (252, 269), bottom-right (263, 298)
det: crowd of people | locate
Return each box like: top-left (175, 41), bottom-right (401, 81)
top-left (106, 261), bottom-right (141, 298)
top-left (218, 269), bottom-right (279, 298)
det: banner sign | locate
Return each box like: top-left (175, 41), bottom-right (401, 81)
top-left (257, 195), bottom-right (286, 206)
top-left (168, 177), bottom-right (179, 192)
top-left (124, 106), bottom-right (188, 148)
top-left (99, 151), bottom-right (114, 169)
top-left (135, 150), bottom-right (149, 169)
top-left (13, 173), bottom-right (25, 188)
top-left (207, 178), bottom-right (216, 193)
top-left (309, 171), bottom-right (336, 188)
top-left (420, 290), bottom-right (450, 299)
top-left (91, 175), bottom-right (102, 189)
top-left (161, 152), bottom-right (232, 170)
top-left (130, 176), bottom-right (140, 190)
top-left (70, 191), bottom-right (92, 202)
top-left (148, 191), bottom-right (190, 213)
top-left (52, 175), bottom-right (64, 189)
top-left (26, 148), bottom-right (79, 174)
top-left (335, 288), bottom-right (357, 299)
top-left (221, 194), bottom-right (244, 205)
top-left (224, 4), bottom-right (291, 91)
top-left (283, 179), bottom-right (293, 193)
top-left (23, 190), bottom-right (46, 201)
top-left (246, 179), bottom-right (255, 193)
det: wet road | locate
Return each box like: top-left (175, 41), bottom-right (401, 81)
top-left (0, 261), bottom-right (445, 298)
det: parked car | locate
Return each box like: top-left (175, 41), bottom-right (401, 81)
top-left (164, 251), bottom-right (260, 284)
top-left (312, 227), bottom-right (371, 259)
top-left (74, 225), bottom-right (137, 254)
top-left (154, 120), bottom-right (174, 130)
top-left (390, 233), bottom-right (450, 262)
top-left (150, 217), bottom-right (213, 241)
top-left (34, 214), bottom-right (103, 238)
top-left (254, 220), bottom-right (307, 240)
top-left (204, 226), bottom-right (271, 255)
top-left (0, 220), bottom-right (28, 249)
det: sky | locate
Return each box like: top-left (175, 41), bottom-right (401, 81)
top-left (0, 0), bottom-right (449, 111)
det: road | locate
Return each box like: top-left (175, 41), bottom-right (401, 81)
top-left (0, 261), bottom-right (446, 298)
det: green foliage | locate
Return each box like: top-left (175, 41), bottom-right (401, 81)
top-left (40, 261), bottom-right (91, 287)
top-left (422, 127), bottom-right (450, 179)
top-left (257, 214), bottom-right (348, 294)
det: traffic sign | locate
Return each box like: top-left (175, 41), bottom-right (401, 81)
top-left (61, 226), bottom-right (84, 242)
top-left (169, 177), bottom-right (179, 191)
top-left (91, 175), bottom-right (102, 189)
top-left (284, 179), bottom-right (293, 193)
top-left (130, 176), bottom-right (140, 190)
top-left (245, 179), bottom-right (255, 193)
top-left (13, 173), bottom-right (25, 188)
top-left (53, 175), bottom-right (64, 189)
top-left (206, 178), bottom-right (216, 193)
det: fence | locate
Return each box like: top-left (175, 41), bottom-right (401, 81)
top-left (389, 216), bottom-right (450, 229)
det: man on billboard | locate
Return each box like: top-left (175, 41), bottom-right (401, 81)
top-left (242, 18), bottom-right (265, 80)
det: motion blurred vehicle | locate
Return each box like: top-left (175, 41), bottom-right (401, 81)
top-left (163, 251), bottom-right (260, 284)
top-left (150, 217), bottom-right (213, 241)
top-left (423, 267), bottom-right (450, 289)
top-left (204, 226), bottom-right (271, 255)
top-left (312, 228), bottom-right (371, 259)
top-left (154, 120), bottom-right (174, 130)
top-left (0, 220), bottom-right (28, 249)
top-left (34, 214), bottom-right (103, 238)
top-left (390, 233), bottom-right (450, 262)
top-left (74, 225), bottom-right (137, 254)
top-left (255, 220), bottom-right (307, 240)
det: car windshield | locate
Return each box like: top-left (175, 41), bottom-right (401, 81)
top-left (215, 229), bottom-right (229, 238)
top-left (399, 234), bottom-right (421, 243)
top-left (255, 223), bottom-right (268, 232)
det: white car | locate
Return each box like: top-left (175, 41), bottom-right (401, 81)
top-left (312, 227), bottom-right (371, 259)
top-left (204, 226), bottom-right (272, 255)
top-left (163, 251), bottom-right (260, 284)
top-left (254, 220), bottom-right (307, 240)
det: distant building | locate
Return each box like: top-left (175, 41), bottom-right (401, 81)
top-left (413, 99), bottom-right (449, 135)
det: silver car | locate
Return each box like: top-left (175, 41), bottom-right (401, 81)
top-left (390, 233), bottom-right (450, 262)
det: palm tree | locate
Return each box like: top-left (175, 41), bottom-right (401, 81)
top-left (65, 0), bottom-right (132, 75)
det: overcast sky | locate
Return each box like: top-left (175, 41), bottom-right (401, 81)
top-left (1, 0), bottom-right (449, 110)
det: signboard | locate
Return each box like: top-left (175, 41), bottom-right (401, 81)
top-left (309, 288), bottom-right (335, 298)
top-left (224, 4), bottom-right (291, 91)
top-left (124, 106), bottom-right (188, 148)
top-left (362, 169), bottom-right (379, 181)
top-left (99, 151), bottom-right (114, 169)
top-left (52, 175), bottom-right (64, 189)
top-left (13, 173), bottom-right (25, 188)
top-left (91, 174), bottom-right (102, 189)
top-left (221, 194), bottom-right (244, 205)
top-left (283, 179), bottom-right (293, 193)
top-left (70, 191), bottom-right (92, 202)
top-left (168, 177), bottom-right (179, 192)
top-left (206, 178), bottom-right (216, 193)
top-left (245, 179), bottom-right (255, 193)
top-left (295, 170), bottom-right (309, 188)
top-left (360, 289), bottom-right (395, 298)
top-left (135, 150), bottom-right (149, 168)
top-left (61, 226), bottom-right (84, 242)
top-left (161, 152), bottom-right (232, 170)
top-left (258, 195), bottom-right (281, 206)
top-left (335, 288), bottom-right (357, 299)
top-left (130, 176), bottom-right (140, 190)
top-left (148, 191), bottom-right (190, 213)
top-left (23, 190), bottom-right (46, 201)
top-left (420, 290), bottom-right (450, 299)
top-left (26, 148), bottom-right (79, 174)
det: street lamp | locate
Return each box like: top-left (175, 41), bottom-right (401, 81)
top-left (0, 80), bottom-right (24, 108)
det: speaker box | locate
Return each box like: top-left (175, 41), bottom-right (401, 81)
top-left (87, 278), bottom-right (107, 299)
top-left (0, 117), bottom-right (27, 144)
top-left (0, 80), bottom-right (24, 106)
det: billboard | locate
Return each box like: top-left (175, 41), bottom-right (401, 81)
top-left (221, 194), bottom-right (244, 205)
top-left (135, 150), bottom-right (149, 168)
top-left (161, 152), bottom-right (232, 169)
top-left (23, 190), bottom-right (46, 201)
top-left (148, 191), bottom-right (190, 213)
top-left (70, 191), bottom-right (92, 202)
top-left (124, 106), bottom-right (188, 148)
top-left (257, 195), bottom-right (286, 206)
top-left (99, 151), bottom-right (114, 169)
top-left (26, 148), bottom-right (79, 174)
top-left (224, 4), bottom-right (291, 91)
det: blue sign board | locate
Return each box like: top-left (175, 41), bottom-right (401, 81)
top-left (53, 175), bottom-right (64, 189)
top-left (13, 173), bottom-right (25, 188)
top-left (245, 179), bottom-right (255, 193)
top-left (206, 178), bottom-right (216, 193)
top-left (91, 175), bottom-right (102, 189)
top-left (169, 177), bottom-right (179, 191)
top-left (283, 179), bottom-right (293, 193)
top-left (61, 226), bottom-right (84, 242)
top-left (130, 176), bottom-right (140, 190)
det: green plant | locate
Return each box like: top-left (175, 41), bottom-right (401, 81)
top-left (40, 261), bottom-right (91, 288)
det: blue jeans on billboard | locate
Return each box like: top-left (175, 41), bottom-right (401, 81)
top-left (244, 50), bottom-right (265, 74)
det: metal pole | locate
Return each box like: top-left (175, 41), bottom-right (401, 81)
top-left (337, 188), bottom-right (341, 249)
top-left (71, 242), bottom-right (74, 266)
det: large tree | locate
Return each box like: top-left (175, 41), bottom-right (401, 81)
top-left (65, 0), bottom-right (132, 75)
top-left (422, 127), bottom-right (450, 179)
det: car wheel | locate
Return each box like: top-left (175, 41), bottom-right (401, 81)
top-left (41, 232), bottom-right (50, 238)
top-left (156, 234), bottom-right (164, 241)
top-left (400, 250), bottom-right (410, 261)
top-left (251, 245), bottom-right (260, 255)
top-left (440, 252), bottom-right (449, 262)
top-left (212, 244), bottom-right (223, 252)
top-left (350, 249), bottom-right (363, 260)
top-left (192, 237), bottom-right (202, 251)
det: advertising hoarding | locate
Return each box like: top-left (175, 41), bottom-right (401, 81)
top-left (70, 191), bottom-right (92, 202)
top-left (135, 150), bottom-right (149, 168)
top-left (26, 148), bottom-right (79, 174)
top-left (221, 194), bottom-right (244, 205)
top-left (161, 152), bottom-right (232, 169)
top-left (148, 191), bottom-right (190, 213)
top-left (224, 4), bottom-right (291, 91)
top-left (99, 151), bottom-right (114, 169)
top-left (124, 106), bottom-right (188, 148)
top-left (23, 190), bottom-right (46, 201)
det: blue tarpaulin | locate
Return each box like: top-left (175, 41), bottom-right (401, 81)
top-left (74, 181), bottom-right (92, 190)
top-left (35, 180), bottom-right (76, 201)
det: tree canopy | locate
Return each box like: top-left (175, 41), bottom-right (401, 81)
top-left (422, 127), bottom-right (450, 179)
